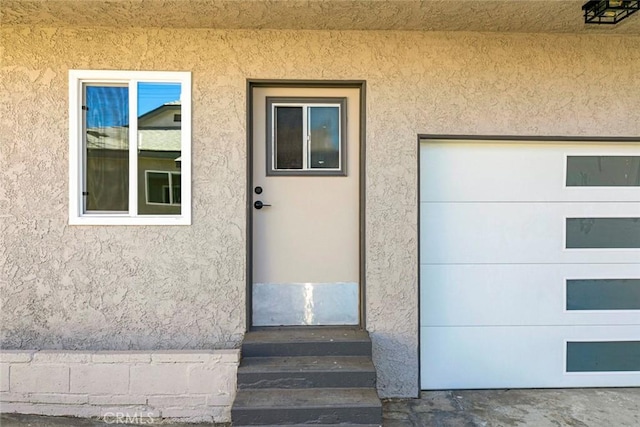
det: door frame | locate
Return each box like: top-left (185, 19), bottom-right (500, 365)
top-left (246, 80), bottom-right (367, 330)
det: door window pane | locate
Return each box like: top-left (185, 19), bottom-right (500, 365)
top-left (137, 82), bottom-right (182, 215)
top-left (84, 85), bottom-right (129, 212)
top-left (567, 341), bottom-right (640, 372)
top-left (274, 106), bottom-right (303, 170)
top-left (566, 218), bottom-right (640, 249)
top-left (567, 279), bottom-right (640, 310)
top-left (309, 106), bottom-right (340, 169)
top-left (567, 156), bottom-right (640, 186)
top-left (267, 98), bottom-right (346, 175)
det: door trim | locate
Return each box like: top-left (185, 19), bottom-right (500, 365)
top-left (246, 80), bottom-right (367, 330)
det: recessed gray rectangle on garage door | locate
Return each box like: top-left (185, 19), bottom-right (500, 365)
top-left (567, 279), bottom-right (640, 310)
top-left (567, 156), bottom-right (640, 187)
top-left (567, 341), bottom-right (640, 372)
top-left (566, 218), bottom-right (640, 249)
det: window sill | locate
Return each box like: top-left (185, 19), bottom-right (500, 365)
top-left (69, 215), bottom-right (191, 226)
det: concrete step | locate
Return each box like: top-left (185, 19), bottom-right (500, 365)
top-left (233, 328), bottom-right (382, 426)
top-left (238, 356), bottom-right (376, 389)
top-left (242, 327), bottom-right (372, 357)
top-left (234, 425), bottom-right (381, 427)
top-left (231, 388), bottom-right (382, 425)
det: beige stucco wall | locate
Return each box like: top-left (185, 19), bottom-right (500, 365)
top-left (1, 26), bottom-right (639, 398)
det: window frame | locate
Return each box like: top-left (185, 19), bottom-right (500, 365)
top-left (145, 170), bottom-right (182, 206)
top-left (266, 97), bottom-right (347, 176)
top-left (69, 70), bottom-right (191, 225)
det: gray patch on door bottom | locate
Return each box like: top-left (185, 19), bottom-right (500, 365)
top-left (253, 282), bottom-right (359, 326)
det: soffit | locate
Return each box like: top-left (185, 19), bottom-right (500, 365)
top-left (2, 0), bottom-right (639, 34)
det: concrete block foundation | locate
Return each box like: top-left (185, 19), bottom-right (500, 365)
top-left (0, 350), bottom-right (239, 423)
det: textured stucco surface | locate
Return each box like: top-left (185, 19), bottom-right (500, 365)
top-left (1, 25), bottom-right (639, 398)
top-left (3, 0), bottom-right (640, 34)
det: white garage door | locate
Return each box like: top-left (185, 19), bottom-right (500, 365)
top-left (420, 139), bottom-right (640, 389)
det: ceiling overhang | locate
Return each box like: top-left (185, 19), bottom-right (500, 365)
top-left (2, 0), bottom-right (639, 34)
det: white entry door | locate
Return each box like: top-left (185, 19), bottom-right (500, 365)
top-left (251, 86), bottom-right (361, 326)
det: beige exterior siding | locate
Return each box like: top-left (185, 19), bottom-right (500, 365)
top-left (1, 26), bottom-right (639, 398)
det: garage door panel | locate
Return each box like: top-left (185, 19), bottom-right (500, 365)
top-left (421, 142), bottom-right (640, 202)
top-left (420, 140), bottom-right (640, 390)
top-left (421, 325), bottom-right (640, 390)
top-left (420, 264), bottom-right (640, 327)
top-left (420, 143), bottom-right (561, 202)
top-left (420, 202), bottom-right (640, 264)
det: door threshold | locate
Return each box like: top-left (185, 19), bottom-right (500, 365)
top-left (250, 325), bottom-right (364, 332)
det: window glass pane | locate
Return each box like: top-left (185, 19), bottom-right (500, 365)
top-left (566, 218), bottom-right (640, 249)
top-left (567, 156), bottom-right (640, 186)
top-left (137, 82), bottom-right (182, 215)
top-left (84, 85), bottom-right (129, 212)
top-left (171, 173), bottom-right (181, 204)
top-left (275, 106), bottom-right (303, 170)
top-left (309, 106), bottom-right (340, 169)
top-left (146, 172), bottom-right (170, 204)
top-left (567, 341), bottom-right (640, 372)
top-left (567, 279), bottom-right (640, 310)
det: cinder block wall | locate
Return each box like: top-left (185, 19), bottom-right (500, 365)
top-left (0, 350), bottom-right (239, 423)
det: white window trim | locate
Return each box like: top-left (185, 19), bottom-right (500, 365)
top-left (69, 70), bottom-right (191, 225)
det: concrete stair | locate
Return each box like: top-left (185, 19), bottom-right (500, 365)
top-left (232, 328), bottom-right (382, 426)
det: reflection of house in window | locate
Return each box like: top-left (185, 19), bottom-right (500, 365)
top-left (146, 171), bottom-right (181, 205)
top-left (137, 101), bottom-right (182, 215)
top-left (84, 100), bottom-right (182, 215)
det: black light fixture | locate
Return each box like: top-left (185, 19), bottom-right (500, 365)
top-left (582, 0), bottom-right (640, 24)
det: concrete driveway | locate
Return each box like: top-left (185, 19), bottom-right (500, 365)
top-left (2, 388), bottom-right (639, 426)
top-left (384, 388), bottom-right (640, 426)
